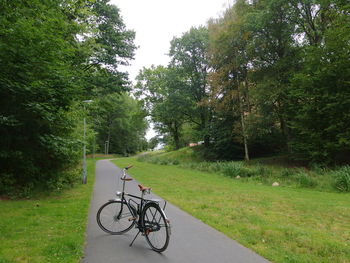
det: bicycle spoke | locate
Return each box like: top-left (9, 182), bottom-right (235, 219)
top-left (142, 203), bottom-right (169, 252)
top-left (97, 201), bottom-right (135, 235)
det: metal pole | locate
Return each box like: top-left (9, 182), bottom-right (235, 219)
top-left (81, 100), bottom-right (92, 184)
top-left (82, 116), bottom-right (87, 184)
top-left (92, 120), bottom-right (95, 159)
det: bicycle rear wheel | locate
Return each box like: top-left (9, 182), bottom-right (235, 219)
top-left (97, 200), bottom-right (136, 235)
top-left (141, 202), bottom-right (170, 252)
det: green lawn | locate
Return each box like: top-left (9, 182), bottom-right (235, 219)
top-left (0, 159), bottom-right (97, 263)
top-left (113, 157), bottom-right (350, 263)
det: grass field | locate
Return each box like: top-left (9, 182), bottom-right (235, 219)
top-left (138, 148), bottom-right (350, 193)
top-left (0, 159), bottom-right (97, 263)
top-left (113, 157), bottom-right (350, 263)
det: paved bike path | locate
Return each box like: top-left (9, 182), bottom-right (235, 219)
top-left (81, 159), bottom-right (270, 263)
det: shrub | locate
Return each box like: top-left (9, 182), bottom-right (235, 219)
top-left (171, 160), bottom-right (180, 165)
top-left (220, 162), bottom-right (243, 177)
top-left (281, 168), bottom-right (295, 177)
top-left (294, 172), bottom-right (318, 188)
top-left (254, 164), bottom-right (273, 177)
top-left (207, 162), bottom-right (223, 173)
top-left (333, 166), bottom-right (350, 192)
top-left (159, 159), bottom-right (170, 165)
top-left (310, 163), bottom-right (327, 175)
top-left (219, 162), bottom-right (258, 178)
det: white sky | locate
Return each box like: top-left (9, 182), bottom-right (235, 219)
top-left (111, 0), bottom-right (233, 139)
top-left (112, 0), bottom-right (232, 82)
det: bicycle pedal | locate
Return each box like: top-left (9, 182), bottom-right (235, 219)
top-left (142, 229), bottom-right (151, 236)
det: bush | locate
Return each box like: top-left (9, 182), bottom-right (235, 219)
top-left (137, 150), bottom-right (350, 192)
top-left (310, 163), bottom-right (327, 175)
top-left (220, 162), bottom-right (243, 177)
top-left (294, 172), bottom-right (318, 188)
top-left (219, 162), bottom-right (258, 178)
top-left (333, 166), bottom-right (350, 192)
top-left (281, 168), bottom-right (295, 177)
top-left (172, 160), bottom-right (180, 165)
top-left (254, 164), bottom-right (273, 177)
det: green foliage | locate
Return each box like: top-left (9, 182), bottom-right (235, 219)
top-left (135, 27), bottom-right (211, 150)
top-left (136, 65), bottom-right (188, 149)
top-left (92, 93), bottom-right (148, 155)
top-left (137, 147), bottom-right (347, 192)
top-left (0, 0), bottom-right (136, 195)
top-left (333, 166), bottom-right (350, 192)
top-left (147, 136), bottom-right (160, 150)
top-left (294, 172), bottom-right (318, 188)
top-left (0, 0), bottom-right (84, 195)
top-left (169, 27), bottom-right (211, 146)
top-left (205, 0), bottom-right (350, 164)
top-left (288, 8), bottom-right (350, 163)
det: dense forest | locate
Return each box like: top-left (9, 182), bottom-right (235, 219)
top-left (136, 0), bottom-right (350, 165)
top-left (0, 0), bottom-right (147, 195)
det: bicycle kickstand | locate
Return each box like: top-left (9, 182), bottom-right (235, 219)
top-left (129, 230), bottom-right (141, 247)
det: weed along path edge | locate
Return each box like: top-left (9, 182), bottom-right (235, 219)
top-left (82, 159), bottom-right (270, 263)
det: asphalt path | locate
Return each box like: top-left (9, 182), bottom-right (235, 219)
top-left (81, 159), bottom-right (270, 263)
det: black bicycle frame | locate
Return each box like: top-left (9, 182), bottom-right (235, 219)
top-left (116, 191), bottom-right (154, 230)
top-left (116, 168), bottom-right (167, 233)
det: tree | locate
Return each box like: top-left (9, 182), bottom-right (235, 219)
top-left (244, 0), bottom-right (298, 151)
top-left (93, 93), bottom-right (148, 155)
top-left (0, 0), bottom-right (137, 195)
top-left (208, 0), bottom-right (252, 160)
top-left (83, 0), bottom-right (136, 96)
top-left (207, 0), bottom-right (350, 164)
top-left (288, 1), bottom-right (350, 163)
top-left (169, 27), bottom-right (212, 147)
top-left (136, 66), bottom-right (187, 150)
top-left (148, 136), bottom-right (160, 151)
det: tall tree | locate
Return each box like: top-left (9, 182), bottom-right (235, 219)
top-left (83, 0), bottom-right (136, 96)
top-left (136, 66), bottom-right (187, 150)
top-left (288, 0), bottom-right (350, 163)
top-left (169, 26), bottom-right (212, 147)
top-left (0, 0), bottom-right (137, 194)
top-left (244, 0), bottom-right (298, 150)
top-left (207, 0), bottom-right (350, 163)
top-left (208, 0), bottom-right (252, 160)
top-left (93, 93), bottom-right (148, 155)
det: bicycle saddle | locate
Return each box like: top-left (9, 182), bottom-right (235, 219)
top-left (121, 176), bottom-right (133, 181)
top-left (138, 184), bottom-right (151, 192)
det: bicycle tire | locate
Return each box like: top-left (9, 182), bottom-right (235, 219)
top-left (96, 200), bottom-right (136, 235)
top-left (141, 202), bottom-right (170, 252)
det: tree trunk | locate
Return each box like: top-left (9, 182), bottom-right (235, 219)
top-left (173, 121), bottom-right (181, 150)
top-left (237, 84), bottom-right (249, 161)
top-left (106, 126), bottom-right (111, 155)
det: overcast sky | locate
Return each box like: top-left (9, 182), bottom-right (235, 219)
top-left (110, 0), bottom-right (232, 140)
top-left (112, 0), bottom-right (232, 82)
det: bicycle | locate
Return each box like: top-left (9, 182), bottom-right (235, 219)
top-left (96, 165), bottom-right (171, 252)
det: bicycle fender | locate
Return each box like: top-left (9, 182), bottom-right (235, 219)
top-left (155, 204), bottom-right (172, 236)
top-left (108, 198), bottom-right (122, 202)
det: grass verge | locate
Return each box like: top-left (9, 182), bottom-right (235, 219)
top-left (113, 157), bottom-right (350, 263)
top-left (138, 148), bottom-right (350, 192)
top-left (0, 158), bottom-right (97, 263)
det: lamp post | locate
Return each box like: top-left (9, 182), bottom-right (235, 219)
top-left (82, 100), bottom-right (93, 184)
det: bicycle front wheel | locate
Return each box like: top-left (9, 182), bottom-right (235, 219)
top-left (141, 202), bottom-right (170, 252)
top-left (96, 200), bottom-right (135, 235)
